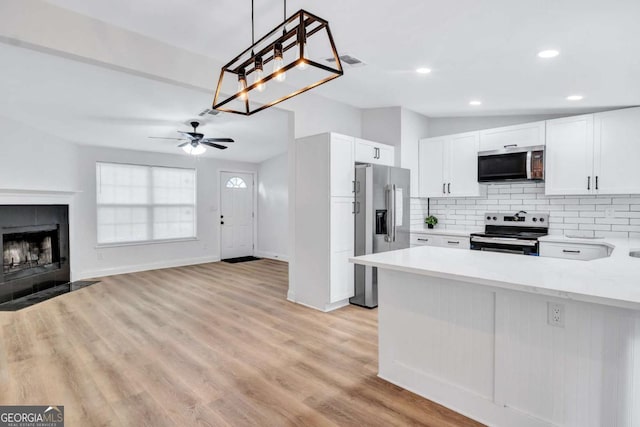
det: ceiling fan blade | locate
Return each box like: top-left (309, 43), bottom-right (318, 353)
top-left (177, 131), bottom-right (203, 140)
top-left (148, 136), bottom-right (188, 141)
top-left (200, 142), bottom-right (228, 150)
top-left (178, 141), bottom-right (191, 148)
top-left (201, 137), bottom-right (234, 143)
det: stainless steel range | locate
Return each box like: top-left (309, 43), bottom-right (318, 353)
top-left (470, 211), bottom-right (549, 256)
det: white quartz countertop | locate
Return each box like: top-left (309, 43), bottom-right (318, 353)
top-left (410, 228), bottom-right (481, 237)
top-left (351, 237), bottom-right (640, 310)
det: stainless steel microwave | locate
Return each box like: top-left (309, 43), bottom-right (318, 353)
top-left (477, 145), bottom-right (545, 182)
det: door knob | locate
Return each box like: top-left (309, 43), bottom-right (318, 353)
top-left (220, 221), bottom-right (225, 225)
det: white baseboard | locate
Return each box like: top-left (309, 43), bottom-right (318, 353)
top-left (287, 297), bottom-right (350, 313)
top-left (255, 250), bottom-right (289, 262)
top-left (72, 255), bottom-right (221, 281)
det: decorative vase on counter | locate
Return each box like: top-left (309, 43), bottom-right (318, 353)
top-left (427, 224), bottom-right (434, 229)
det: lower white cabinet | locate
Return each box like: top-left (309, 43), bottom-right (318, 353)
top-left (540, 241), bottom-right (610, 261)
top-left (410, 233), bottom-right (470, 249)
top-left (330, 197), bottom-right (355, 303)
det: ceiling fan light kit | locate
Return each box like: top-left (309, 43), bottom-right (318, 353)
top-left (212, 1), bottom-right (343, 116)
top-left (149, 121), bottom-right (234, 156)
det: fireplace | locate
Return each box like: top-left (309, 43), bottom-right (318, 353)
top-left (0, 205), bottom-right (70, 304)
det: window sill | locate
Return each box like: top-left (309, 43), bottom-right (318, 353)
top-left (96, 237), bottom-right (199, 249)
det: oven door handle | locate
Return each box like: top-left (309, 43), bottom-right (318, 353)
top-left (526, 150), bottom-right (532, 180)
top-left (471, 236), bottom-right (538, 246)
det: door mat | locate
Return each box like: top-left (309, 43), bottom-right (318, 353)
top-left (222, 256), bottom-right (262, 264)
top-left (0, 281), bottom-right (101, 311)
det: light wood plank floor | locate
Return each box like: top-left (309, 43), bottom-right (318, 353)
top-left (0, 260), bottom-right (483, 426)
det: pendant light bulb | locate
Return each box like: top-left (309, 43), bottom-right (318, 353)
top-left (297, 32), bottom-right (309, 70)
top-left (273, 42), bottom-right (286, 82)
top-left (253, 56), bottom-right (266, 92)
top-left (237, 69), bottom-right (248, 101)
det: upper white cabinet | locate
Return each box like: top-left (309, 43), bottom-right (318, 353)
top-left (419, 132), bottom-right (483, 198)
top-left (594, 107), bottom-right (640, 195)
top-left (545, 114), bottom-right (595, 195)
top-left (354, 138), bottom-right (395, 166)
top-left (546, 107), bottom-right (640, 195)
top-left (330, 133), bottom-right (355, 197)
top-left (479, 121), bottom-right (545, 152)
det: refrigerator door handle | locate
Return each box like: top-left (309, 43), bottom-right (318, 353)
top-left (392, 184), bottom-right (397, 242)
top-left (385, 185), bottom-right (393, 242)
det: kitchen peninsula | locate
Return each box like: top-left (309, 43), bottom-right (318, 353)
top-left (351, 238), bottom-right (640, 427)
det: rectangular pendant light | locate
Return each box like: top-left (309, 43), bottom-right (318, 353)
top-left (212, 9), bottom-right (343, 116)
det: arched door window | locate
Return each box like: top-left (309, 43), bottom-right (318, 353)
top-left (225, 177), bottom-right (247, 189)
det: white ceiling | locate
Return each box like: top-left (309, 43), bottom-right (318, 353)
top-left (0, 43), bottom-right (289, 163)
top-left (45, 0), bottom-right (640, 116)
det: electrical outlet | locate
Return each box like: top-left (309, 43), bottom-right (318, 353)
top-left (548, 302), bottom-right (565, 327)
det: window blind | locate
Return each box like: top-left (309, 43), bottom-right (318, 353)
top-left (96, 162), bottom-right (196, 244)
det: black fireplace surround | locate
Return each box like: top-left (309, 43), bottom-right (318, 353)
top-left (0, 205), bottom-right (70, 304)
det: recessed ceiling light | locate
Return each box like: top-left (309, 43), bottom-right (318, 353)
top-left (416, 68), bottom-right (432, 74)
top-left (469, 100), bottom-right (482, 106)
top-left (566, 95), bottom-right (584, 101)
top-left (538, 49), bottom-right (560, 58)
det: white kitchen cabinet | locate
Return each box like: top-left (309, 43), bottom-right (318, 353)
top-left (410, 232), bottom-right (470, 249)
top-left (447, 132), bottom-right (482, 197)
top-left (418, 137), bottom-right (447, 197)
top-left (293, 133), bottom-right (357, 312)
top-left (540, 241), bottom-right (610, 261)
top-left (479, 121), bottom-right (545, 152)
top-left (354, 138), bottom-right (395, 166)
top-left (330, 134), bottom-right (355, 197)
top-left (419, 132), bottom-right (483, 198)
top-left (410, 233), bottom-right (438, 247)
top-left (330, 197), bottom-right (355, 302)
top-left (594, 107), bottom-right (640, 195)
top-left (545, 114), bottom-right (595, 195)
top-left (546, 107), bottom-right (640, 196)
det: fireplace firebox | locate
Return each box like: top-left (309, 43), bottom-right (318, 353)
top-left (0, 205), bottom-right (70, 304)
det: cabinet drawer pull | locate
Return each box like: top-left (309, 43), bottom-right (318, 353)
top-left (504, 144), bottom-right (518, 148)
top-left (587, 176), bottom-right (591, 190)
top-left (447, 240), bottom-right (460, 244)
top-left (417, 238), bottom-right (429, 242)
top-left (563, 249), bottom-right (581, 254)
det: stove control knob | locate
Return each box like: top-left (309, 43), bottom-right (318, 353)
top-left (540, 218), bottom-right (545, 223)
top-left (532, 217), bottom-right (538, 222)
top-left (487, 216), bottom-right (491, 220)
top-left (493, 216), bottom-right (497, 221)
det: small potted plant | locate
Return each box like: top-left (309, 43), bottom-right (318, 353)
top-left (425, 215), bottom-right (438, 229)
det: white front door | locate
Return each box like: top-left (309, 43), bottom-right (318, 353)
top-left (220, 171), bottom-right (254, 259)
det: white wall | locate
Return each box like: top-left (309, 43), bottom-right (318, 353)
top-left (401, 109), bottom-right (430, 197)
top-left (74, 145), bottom-right (258, 279)
top-left (361, 107), bottom-right (402, 165)
top-left (427, 114), bottom-right (578, 137)
top-left (0, 116), bottom-right (78, 191)
top-left (0, 117), bottom-right (262, 280)
top-left (257, 152), bottom-right (288, 260)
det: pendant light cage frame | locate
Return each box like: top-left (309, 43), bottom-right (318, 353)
top-left (212, 9), bottom-right (343, 116)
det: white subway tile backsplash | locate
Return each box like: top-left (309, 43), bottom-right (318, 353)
top-left (413, 182), bottom-right (640, 237)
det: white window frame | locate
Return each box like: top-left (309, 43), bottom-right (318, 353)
top-left (96, 162), bottom-right (197, 247)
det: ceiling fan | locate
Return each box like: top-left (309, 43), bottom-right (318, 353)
top-left (149, 121), bottom-right (234, 155)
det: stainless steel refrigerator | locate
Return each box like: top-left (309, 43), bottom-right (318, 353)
top-left (350, 164), bottom-right (410, 308)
